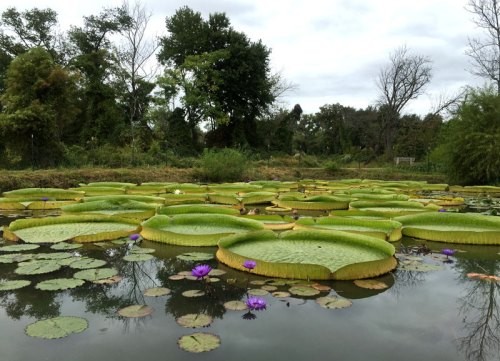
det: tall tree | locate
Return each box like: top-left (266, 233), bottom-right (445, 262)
top-left (0, 47), bottom-right (79, 167)
top-left (467, 0), bottom-right (500, 93)
top-left (376, 45), bottom-right (432, 155)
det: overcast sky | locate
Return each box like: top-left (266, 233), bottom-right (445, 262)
top-left (4, 0), bottom-right (485, 115)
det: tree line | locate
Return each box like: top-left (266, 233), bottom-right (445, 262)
top-left (0, 1), bottom-right (498, 184)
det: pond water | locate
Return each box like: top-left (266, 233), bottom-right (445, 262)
top-left (0, 213), bottom-right (499, 361)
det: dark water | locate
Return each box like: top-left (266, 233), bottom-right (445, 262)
top-left (0, 214), bottom-right (499, 361)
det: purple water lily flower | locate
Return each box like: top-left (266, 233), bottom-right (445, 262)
top-left (438, 208), bottom-right (447, 212)
top-left (441, 248), bottom-right (455, 258)
top-left (129, 233), bottom-right (141, 241)
top-left (192, 264), bottom-right (212, 279)
top-left (243, 260), bottom-right (257, 270)
top-left (246, 296), bottom-right (266, 311)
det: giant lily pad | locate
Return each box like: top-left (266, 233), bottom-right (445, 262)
top-left (50, 242), bottom-right (83, 250)
top-left (294, 217), bottom-right (402, 242)
top-left (3, 188), bottom-right (85, 200)
top-left (176, 252), bottom-right (215, 262)
top-left (178, 332), bottom-right (221, 353)
top-left (216, 229), bottom-right (397, 280)
top-left (395, 212), bottom-right (500, 245)
top-left (0, 280), bottom-right (31, 291)
top-left (349, 200), bottom-right (432, 217)
top-left (242, 215), bottom-right (296, 231)
top-left (35, 278), bottom-right (85, 291)
top-left (25, 316), bottom-right (88, 339)
top-left (141, 214), bottom-right (264, 246)
top-left (273, 195), bottom-right (350, 210)
top-left (159, 204), bottom-right (239, 216)
top-left (4, 215), bottom-right (140, 243)
top-left (61, 199), bottom-right (156, 220)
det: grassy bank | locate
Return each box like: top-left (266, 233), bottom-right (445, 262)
top-left (0, 165), bottom-right (446, 193)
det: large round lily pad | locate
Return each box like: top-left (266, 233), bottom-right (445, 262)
top-left (273, 195), bottom-right (350, 210)
top-left (0, 279), bottom-right (31, 291)
top-left (141, 214), bottom-right (265, 246)
top-left (159, 204), bottom-right (239, 216)
top-left (178, 332), bottom-right (221, 353)
top-left (216, 229), bottom-right (397, 280)
top-left (35, 278), bottom-right (85, 291)
top-left (117, 305), bottom-right (154, 318)
top-left (4, 215), bottom-right (140, 244)
top-left (0, 244), bottom-right (40, 252)
top-left (73, 268), bottom-right (118, 281)
top-left (69, 258), bottom-right (107, 269)
top-left (61, 199), bottom-right (156, 220)
top-left (316, 296), bottom-right (353, 309)
top-left (176, 314), bottom-right (213, 328)
top-left (50, 242), bottom-right (83, 250)
top-left (25, 316), bottom-right (88, 339)
top-left (144, 287), bottom-right (171, 297)
top-left (15, 260), bottom-right (62, 275)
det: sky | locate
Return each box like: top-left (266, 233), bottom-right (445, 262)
top-left (3, 0), bottom-right (486, 116)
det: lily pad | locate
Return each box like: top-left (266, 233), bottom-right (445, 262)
top-left (117, 305), bottom-right (154, 318)
top-left (176, 313), bottom-right (213, 328)
top-left (261, 285), bottom-right (278, 291)
top-left (15, 260), bottom-right (62, 275)
top-left (123, 254), bottom-right (154, 262)
top-left (0, 279), bottom-right (31, 291)
top-left (93, 275), bottom-right (123, 284)
top-left (143, 287), bottom-right (171, 297)
top-left (169, 275), bottom-right (185, 281)
top-left (25, 316), bottom-right (88, 339)
top-left (50, 242), bottom-right (83, 250)
top-left (289, 285), bottom-right (320, 297)
top-left (353, 279), bottom-right (389, 290)
top-left (129, 246), bottom-right (155, 254)
top-left (35, 278), bottom-right (85, 291)
top-left (0, 253), bottom-right (35, 264)
top-left (223, 300), bottom-right (248, 311)
top-left (248, 288), bottom-right (269, 296)
top-left (208, 269), bottom-right (226, 276)
top-left (0, 244), bottom-right (40, 252)
top-left (176, 252), bottom-right (215, 262)
top-left (182, 290), bottom-right (206, 298)
top-left (398, 262), bottom-right (444, 272)
top-left (73, 268), bottom-right (118, 281)
top-left (35, 252), bottom-right (74, 260)
top-left (316, 296), bottom-right (353, 309)
top-left (69, 258), bottom-right (107, 270)
top-left (178, 332), bottom-right (221, 353)
top-left (272, 291), bottom-right (291, 298)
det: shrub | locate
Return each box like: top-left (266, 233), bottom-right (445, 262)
top-left (198, 148), bottom-right (248, 182)
top-left (323, 160), bottom-right (339, 174)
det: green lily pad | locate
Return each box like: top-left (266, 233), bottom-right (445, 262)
top-left (223, 300), bottom-right (248, 311)
top-left (261, 285), bottom-right (278, 291)
top-left (316, 296), bottom-right (353, 309)
top-left (0, 244), bottom-right (40, 252)
top-left (25, 316), bottom-right (88, 339)
top-left (247, 288), bottom-right (269, 296)
top-left (272, 291), bottom-right (291, 298)
top-left (69, 258), bottom-right (107, 270)
top-left (178, 332), bottom-right (221, 353)
top-left (123, 254), bottom-right (154, 262)
top-left (144, 287), bottom-right (171, 297)
top-left (0, 253), bottom-right (35, 264)
top-left (93, 275), bottom-right (123, 284)
top-left (169, 275), bottom-right (185, 280)
top-left (176, 314), bottom-right (213, 328)
top-left (117, 305), bottom-right (154, 318)
top-left (208, 269), bottom-right (226, 276)
top-left (50, 242), bottom-right (83, 250)
top-left (73, 268), bottom-right (118, 281)
top-left (35, 278), bottom-right (85, 291)
top-left (176, 252), bottom-right (215, 262)
top-left (289, 285), bottom-right (320, 297)
top-left (182, 290), bottom-right (206, 298)
top-left (129, 246), bottom-right (155, 254)
top-left (15, 260), bottom-right (62, 275)
top-left (34, 252), bottom-right (74, 260)
top-left (398, 262), bottom-right (444, 272)
top-left (0, 279), bottom-right (31, 291)
top-left (353, 279), bottom-right (389, 289)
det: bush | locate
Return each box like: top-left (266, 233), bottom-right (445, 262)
top-left (323, 160), bottom-right (339, 174)
top-left (198, 148), bottom-right (248, 182)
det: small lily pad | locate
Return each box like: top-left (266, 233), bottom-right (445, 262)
top-left (0, 253), bottom-right (35, 264)
top-left (123, 254), bottom-right (154, 262)
top-left (289, 286), bottom-right (320, 297)
top-left (249, 280), bottom-right (267, 286)
top-left (73, 268), bottom-right (118, 281)
top-left (398, 262), bottom-right (444, 272)
top-left (50, 242), bottom-right (83, 251)
top-left (353, 279), bottom-right (389, 290)
top-left (247, 288), bottom-right (269, 296)
top-left (261, 285), bottom-right (278, 291)
top-left (25, 316), bottom-right (88, 339)
top-left (144, 287), bottom-right (171, 297)
top-left (316, 296), bottom-right (353, 309)
top-left (129, 246), bottom-right (155, 254)
top-left (93, 275), bottom-right (123, 284)
top-left (176, 252), bottom-right (214, 262)
top-left (0, 279), bottom-right (31, 291)
top-left (272, 291), bottom-right (291, 298)
top-left (35, 252), bottom-right (74, 260)
top-left (15, 260), bottom-right (62, 275)
top-left (169, 275), bottom-right (185, 280)
top-left (117, 305), bottom-right (154, 318)
top-left (0, 244), bottom-right (40, 252)
top-left (182, 290), bottom-right (206, 298)
top-left (311, 283), bottom-right (332, 292)
top-left (178, 332), bottom-right (221, 353)
top-left (208, 269), bottom-right (226, 276)
top-left (223, 300), bottom-right (248, 311)
top-left (35, 278), bottom-right (85, 291)
top-left (69, 258), bottom-right (107, 270)
top-left (176, 313), bottom-right (213, 328)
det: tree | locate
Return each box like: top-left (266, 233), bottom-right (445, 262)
top-left (0, 47), bottom-right (79, 167)
top-left (376, 45), bottom-right (432, 155)
top-left (467, 0), bottom-right (500, 93)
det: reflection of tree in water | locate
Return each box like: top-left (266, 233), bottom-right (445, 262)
top-left (0, 287), bottom-right (61, 320)
top-left (388, 269), bottom-right (427, 298)
top-left (454, 258), bottom-right (500, 361)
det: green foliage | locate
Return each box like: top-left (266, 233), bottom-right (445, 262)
top-left (323, 160), bottom-right (339, 174)
top-left (440, 88), bottom-right (500, 185)
top-left (198, 148), bottom-right (248, 182)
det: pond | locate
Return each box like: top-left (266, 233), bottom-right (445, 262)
top-left (0, 212), bottom-right (499, 361)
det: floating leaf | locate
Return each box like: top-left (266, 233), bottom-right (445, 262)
top-left (0, 244), bottom-right (40, 252)
top-left (25, 316), bottom-right (88, 339)
top-left (0, 279), bottom-right (31, 291)
top-left (69, 257), bottom-right (107, 269)
top-left (123, 254), bottom-right (154, 262)
top-left (169, 275), bottom-right (185, 281)
top-left (35, 278), bottom-right (85, 291)
top-left (0, 253), bottom-right (34, 263)
top-left (289, 285), bottom-right (320, 297)
top-left (129, 246), bottom-right (155, 254)
top-left (117, 305), bottom-right (153, 318)
top-left (182, 290), bottom-right (206, 298)
top-left (177, 252), bottom-right (214, 261)
top-left (247, 288), bottom-right (269, 296)
top-left (93, 275), bottom-right (123, 284)
top-left (50, 242), bottom-right (83, 250)
top-left (311, 283), bottom-right (331, 292)
top-left (261, 285), bottom-right (278, 291)
top-left (271, 291), bottom-right (291, 298)
top-left (144, 287), bottom-right (171, 297)
top-left (353, 279), bottom-right (389, 289)
top-left (15, 260), bottom-right (62, 275)
top-left (398, 262), bottom-right (444, 272)
top-left (73, 268), bottom-right (118, 281)
top-left (176, 314), bottom-right (213, 328)
top-left (223, 300), bottom-right (248, 311)
top-left (249, 280), bottom-right (266, 286)
top-left (208, 269), bottom-right (226, 276)
top-left (178, 332), bottom-right (221, 353)
top-left (35, 252), bottom-right (74, 260)
top-left (316, 296), bottom-right (353, 309)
